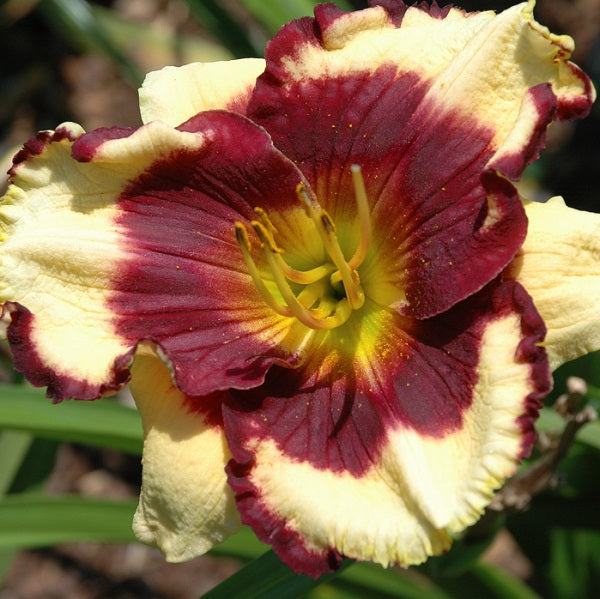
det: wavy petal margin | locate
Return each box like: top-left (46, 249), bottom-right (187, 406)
top-left (247, 0), bottom-right (593, 318)
top-left (252, 0), bottom-right (592, 175)
top-left (509, 197), bottom-right (600, 370)
top-left (224, 280), bottom-right (550, 576)
top-left (130, 345), bottom-right (240, 561)
top-left (139, 58), bottom-right (265, 126)
top-left (0, 123), bottom-right (134, 398)
top-left (0, 112), bottom-right (314, 399)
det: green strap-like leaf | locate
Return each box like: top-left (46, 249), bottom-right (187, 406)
top-left (0, 430), bottom-right (34, 584)
top-left (0, 431), bottom-right (33, 495)
top-left (0, 384), bottom-right (143, 455)
top-left (209, 529), bottom-right (453, 599)
top-left (467, 562), bottom-right (542, 599)
top-left (330, 562), bottom-right (452, 599)
top-left (428, 561), bottom-right (541, 599)
top-left (202, 550), bottom-right (351, 599)
top-left (240, 0), bottom-right (352, 35)
top-left (0, 494), bottom-right (138, 549)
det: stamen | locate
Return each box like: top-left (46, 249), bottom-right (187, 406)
top-left (278, 260), bottom-right (336, 286)
top-left (254, 207), bottom-right (278, 236)
top-left (236, 167), bottom-right (371, 330)
top-left (253, 221), bottom-right (353, 330)
top-left (234, 222), bottom-right (292, 317)
top-left (296, 184), bottom-right (365, 311)
top-left (255, 205), bottom-right (336, 285)
top-left (348, 164), bottom-right (372, 270)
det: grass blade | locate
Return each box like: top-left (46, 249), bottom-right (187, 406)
top-left (0, 494), bottom-right (138, 549)
top-left (0, 384), bottom-right (142, 455)
top-left (202, 550), bottom-right (351, 599)
top-left (0, 431), bottom-right (33, 495)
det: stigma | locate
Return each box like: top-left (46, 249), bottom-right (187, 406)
top-left (235, 165), bottom-right (371, 330)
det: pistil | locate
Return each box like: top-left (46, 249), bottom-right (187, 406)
top-left (349, 164), bottom-right (371, 270)
top-left (234, 166), bottom-right (372, 330)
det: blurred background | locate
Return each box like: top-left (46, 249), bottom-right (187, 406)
top-left (0, 1), bottom-right (599, 598)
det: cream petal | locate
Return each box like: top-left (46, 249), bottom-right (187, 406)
top-left (0, 123), bottom-right (134, 397)
top-left (139, 58), bottom-right (265, 126)
top-left (224, 281), bottom-right (549, 575)
top-left (0, 113), bottom-right (310, 400)
top-left (130, 346), bottom-right (240, 561)
top-left (388, 310), bottom-right (544, 532)
top-left (510, 197), bottom-right (600, 370)
top-left (237, 437), bottom-right (452, 569)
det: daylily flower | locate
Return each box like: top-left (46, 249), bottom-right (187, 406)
top-left (0, 0), bottom-right (598, 577)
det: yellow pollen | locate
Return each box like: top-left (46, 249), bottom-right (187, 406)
top-left (235, 166), bottom-right (372, 330)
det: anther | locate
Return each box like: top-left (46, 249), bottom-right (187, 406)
top-left (254, 202), bottom-right (335, 285)
top-left (254, 207), bottom-right (278, 236)
top-left (236, 167), bottom-right (372, 330)
top-left (252, 221), bottom-right (352, 330)
top-left (296, 187), bottom-right (365, 311)
top-left (234, 222), bottom-right (292, 317)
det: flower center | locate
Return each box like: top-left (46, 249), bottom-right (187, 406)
top-left (235, 165), bottom-right (371, 330)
